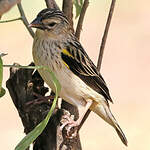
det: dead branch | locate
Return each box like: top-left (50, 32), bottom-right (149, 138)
top-left (6, 63), bottom-right (82, 150)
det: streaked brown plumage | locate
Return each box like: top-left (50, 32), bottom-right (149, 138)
top-left (30, 8), bottom-right (128, 146)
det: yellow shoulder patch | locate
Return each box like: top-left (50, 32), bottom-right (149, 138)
top-left (62, 49), bottom-right (74, 58)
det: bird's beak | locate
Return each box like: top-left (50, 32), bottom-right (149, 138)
top-left (29, 17), bottom-right (42, 28)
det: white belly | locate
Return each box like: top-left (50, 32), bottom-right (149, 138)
top-left (37, 63), bottom-right (90, 106)
top-left (37, 61), bottom-right (104, 107)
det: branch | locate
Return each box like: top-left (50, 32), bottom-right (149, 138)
top-left (45, 0), bottom-right (60, 10)
top-left (6, 63), bottom-right (82, 150)
top-left (0, 17), bottom-right (21, 23)
top-left (97, 0), bottom-right (116, 71)
top-left (75, 0), bottom-right (89, 40)
top-left (0, 0), bottom-right (21, 19)
top-left (17, 2), bottom-right (34, 38)
top-left (62, 0), bottom-right (74, 30)
top-left (0, 1), bottom-right (34, 38)
top-left (6, 63), bottom-right (56, 150)
top-left (79, 0), bottom-right (116, 131)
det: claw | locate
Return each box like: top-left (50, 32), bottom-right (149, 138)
top-left (60, 114), bottom-right (79, 138)
top-left (60, 100), bottom-right (93, 138)
top-left (66, 122), bottom-right (78, 138)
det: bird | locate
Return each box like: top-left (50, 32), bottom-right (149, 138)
top-left (29, 8), bottom-right (128, 146)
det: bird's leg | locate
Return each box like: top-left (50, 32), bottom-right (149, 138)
top-left (61, 99), bottom-right (93, 138)
top-left (73, 99), bottom-right (93, 126)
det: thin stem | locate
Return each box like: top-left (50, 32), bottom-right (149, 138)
top-left (0, 53), bottom-right (7, 57)
top-left (62, 0), bottom-right (74, 30)
top-left (3, 65), bottom-right (54, 77)
top-left (78, 109), bottom-right (91, 130)
top-left (79, 0), bottom-right (116, 131)
top-left (0, 17), bottom-right (22, 23)
top-left (75, 0), bottom-right (89, 40)
top-left (45, 0), bottom-right (60, 9)
top-left (3, 65), bottom-right (43, 70)
top-left (17, 3), bottom-right (34, 38)
top-left (97, 0), bottom-right (116, 71)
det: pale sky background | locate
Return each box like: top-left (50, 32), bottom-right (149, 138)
top-left (0, 0), bottom-right (150, 150)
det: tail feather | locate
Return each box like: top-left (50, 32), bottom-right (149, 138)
top-left (115, 124), bottom-right (128, 146)
top-left (91, 102), bottom-right (128, 146)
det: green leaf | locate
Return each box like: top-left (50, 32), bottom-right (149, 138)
top-left (15, 67), bottom-right (61, 150)
top-left (0, 56), bottom-right (6, 98)
top-left (0, 57), bottom-right (3, 89)
top-left (73, 0), bottom-right (83, 18)
top-left (0, 87), bottom-right (6, 97)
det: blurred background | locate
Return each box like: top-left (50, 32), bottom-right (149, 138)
top-left (0, 0), bottom-right (150, 149)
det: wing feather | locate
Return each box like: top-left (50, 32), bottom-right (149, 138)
top-left (61, 40), bottom-right (113, 103)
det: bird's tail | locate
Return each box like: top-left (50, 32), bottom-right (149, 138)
top-left (92, 102), bottom-right (128, 146)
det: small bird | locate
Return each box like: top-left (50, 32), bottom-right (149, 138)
top-left (30, 8), bottom-right (127, 146)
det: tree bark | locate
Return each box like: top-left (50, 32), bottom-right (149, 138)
top-left (6, 63), bottom-right (82, 150)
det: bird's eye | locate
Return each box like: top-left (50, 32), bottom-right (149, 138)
top-left (48, 22), bottom-right (56, 27)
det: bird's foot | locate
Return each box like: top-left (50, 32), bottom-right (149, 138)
top-left (60, 114), bottom-right (79, 139)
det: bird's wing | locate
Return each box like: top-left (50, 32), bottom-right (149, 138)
top-left (61, 40), bottom-right (113, 103)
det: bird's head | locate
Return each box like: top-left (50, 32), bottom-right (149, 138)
top-left (29, 8), bottom-right (71, 37)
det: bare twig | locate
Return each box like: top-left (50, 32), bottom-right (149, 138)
top-left (0, 1), bottom-right (34, 38)
top-left (62, 0), bottom-right (74, 30)
top-left (0, 52), bottom-right (7, 57)
top-left (78, 109), bottom-right (91, 130)
top-left (0, 17), bottom-right (21, 23)
top-left (75, 0), bottom-right (89, 40)
top-left (79, 0), bottom-right (116, 131)
top-left (45, 0), bottom-right (60, 10)
top-left (0, 0), bottom-right (21, 18)
top-left (97, 0), bottom-right (116, 71)
top-left (17, 2), bottom-right (34, 38)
